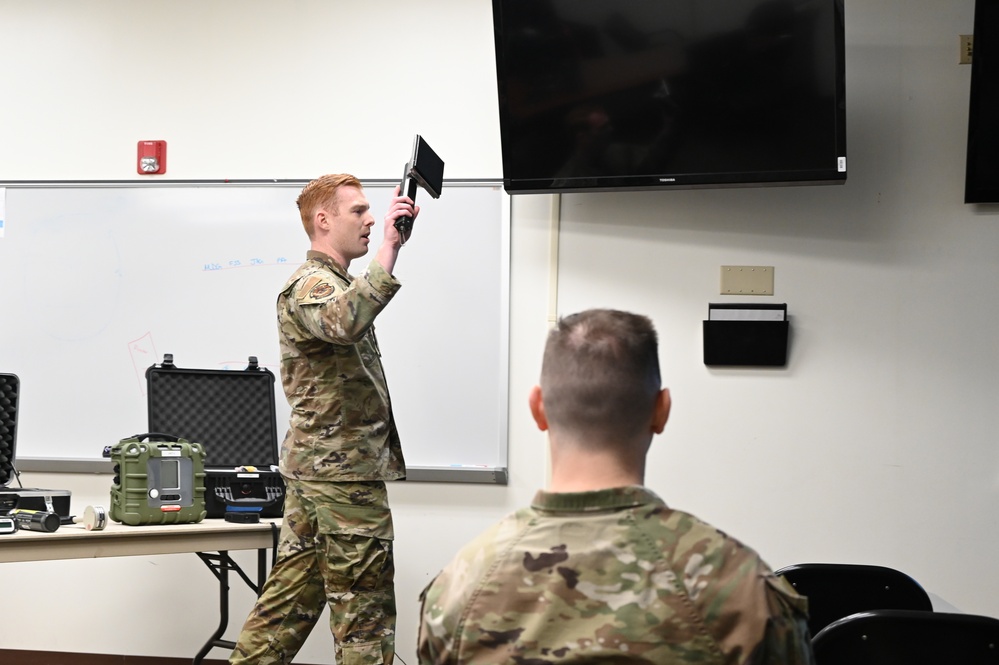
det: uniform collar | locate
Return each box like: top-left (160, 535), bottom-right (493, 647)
top-left (531, 485), bottom-right (663, 513)
top-left (307, 250), bottom-right (349, 277)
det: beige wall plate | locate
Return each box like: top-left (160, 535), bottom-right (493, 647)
top-left (720, 266), bottom-right (775, 295)
top-left (961, 34), bottom-right (974, 65)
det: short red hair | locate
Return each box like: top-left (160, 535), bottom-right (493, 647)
top-left (296, 174), bottom-right (363, 238)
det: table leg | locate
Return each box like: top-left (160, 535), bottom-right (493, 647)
top-left (192, 549), bottom-right (265, 664)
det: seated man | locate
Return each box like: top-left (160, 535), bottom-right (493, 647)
top-left (417, 308), bottom-right (814, 664)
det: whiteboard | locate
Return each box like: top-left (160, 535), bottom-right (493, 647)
top-left (0, 183), bottom-right (509, 479)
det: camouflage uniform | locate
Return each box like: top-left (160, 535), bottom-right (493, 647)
top-left (418, 486), bottom-right (815, 665)
top-left (277, 250), bottom-right (405, 483)
top-left (231, 250), bottom-right (405, 665)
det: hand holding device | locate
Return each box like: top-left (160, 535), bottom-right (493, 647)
top-left (395, 135), bottom-right (445, 242)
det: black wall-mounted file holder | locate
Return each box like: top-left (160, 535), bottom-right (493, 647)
top-left (703, 303), bottom-right (789, 367)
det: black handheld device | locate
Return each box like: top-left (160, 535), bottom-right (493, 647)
top-left (0, 516), bottom-right (15, 535)
top-left (395, 135), bottom-right (445, 240)
top-left (9, 508), bottom-right (61, 533)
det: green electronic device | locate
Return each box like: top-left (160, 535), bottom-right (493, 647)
top-left (106, 433), bottom-right (206, 526)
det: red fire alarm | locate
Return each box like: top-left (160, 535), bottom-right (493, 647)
top-left (137, 140), bottom-right (167, 175)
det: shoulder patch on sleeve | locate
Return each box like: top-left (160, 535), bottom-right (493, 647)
top-left (295, 275), bottom-right (338, 304)
top-left (308, 282), bottom-right (334, 299)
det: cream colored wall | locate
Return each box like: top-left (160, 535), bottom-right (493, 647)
top-left (3, 1), bottom-right (999, 663)
top-left (0, 0), bottom-right (500, 180)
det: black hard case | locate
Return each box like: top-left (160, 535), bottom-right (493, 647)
top-left (0, 373), bottom-right (72, 517)
top-left (145, 355), bottom-right (284, 518)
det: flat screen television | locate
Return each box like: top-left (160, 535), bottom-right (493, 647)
top-left (491, 0), bottom-right (847, 193)
top-left (965, 0), bottom-right (999, 204)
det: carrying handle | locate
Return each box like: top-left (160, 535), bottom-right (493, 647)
top-left (131, 432), bottom-right (181, 443)
top-left (102, 432), bottom-right (182, 458)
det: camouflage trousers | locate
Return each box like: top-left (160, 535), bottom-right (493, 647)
top-left (230, 479), bottom-right (396, 665)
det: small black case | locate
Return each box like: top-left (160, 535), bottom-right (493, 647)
top-left (0, 373), bottom-right (72, 517)
top-left (145, 355), bottom-right (284, 518)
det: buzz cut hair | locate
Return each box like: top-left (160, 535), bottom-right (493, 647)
top-left (296, 174), bottom-right (363, 238)
top-left (540, 309), bottom-right (661, 445)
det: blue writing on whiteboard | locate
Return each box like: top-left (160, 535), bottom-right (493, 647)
top-left (203, 257), bottom-right (300, 272)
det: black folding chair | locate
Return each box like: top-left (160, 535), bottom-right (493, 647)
top-left (812, 609), bottom-right (999, 665)
top-left (774, 563), bottom-right (933, 637)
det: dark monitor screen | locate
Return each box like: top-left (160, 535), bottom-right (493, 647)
top-left (491, 0), bottom-right (847, 193)
top-left (966, 0), bottom-right (999, 204)
top-left (160, 459), bottom-right (180, 490)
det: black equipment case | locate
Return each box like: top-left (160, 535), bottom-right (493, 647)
top-left (0, 373), bottom-right (72, 517)
top-left (145, 355), bottom-right (284, 519)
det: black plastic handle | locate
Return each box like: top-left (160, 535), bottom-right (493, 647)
top-left (131, 432), bottom-right (181, 443)
top-left (394, 163), bottom-right (419, 238)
